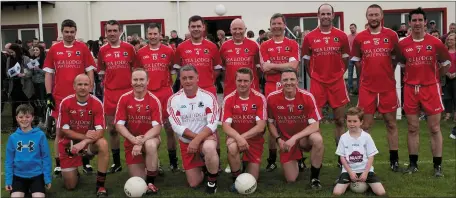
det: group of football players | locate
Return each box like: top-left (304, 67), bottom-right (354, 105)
top-left (35, 2), bottom-right (451, 197)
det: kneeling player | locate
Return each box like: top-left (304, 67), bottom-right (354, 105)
top-left (168, 65), bottom-right (220, 194)
top-left (267, 69), bottom-right (324, 189)
top-left (57, 74), bottom-right (109, 197)
top-left (222, 68), bottom-right (267, 190)
top-left (115, 68), bottom-right (163, 194)
top-left (333, 107), bottom-right (385, 196)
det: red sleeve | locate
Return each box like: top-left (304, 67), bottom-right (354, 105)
top-left (149, 94), bottom-right (163, 126)
top-left (255, 95), bottom-right (267, 121)
top-left (114, 96), bottom-right (127, 123)
top-left (212, 45), bottom-right (222, 69)
top-left (390, 31), bottom-right (400, 60)
top-left (396, 41), bottom-right (406, 64)
top-left (83, 45), bottom-right (96, 71)
top-left (351, 35), bottom-right (362, 61)
top-left (436, 40), bottom-right (452, 66)
top-left (341, 33), bottom-right (350, 58)
top-left (259, 42), bottom-right (270, 63)
top-left (290, 40), bottom-right (300, 62)
top-left (97, 47), bottom-right (104, 71)
top-left (57, 100), bottom-right (69, 129)
top-left (173, 46), bottom-right (182, 68)
top-left (266, 97), bottom-right (275, 120)
top-left (93, 98), bottom-right (106, 129)
top-left (221, 97), bottom-right (233, 122)
top-left (301, 35), bottom-right (311, 59)
top-left (303, 93), bottom-right (322, 124)
top-left (219, 44), bottom-right (226, 68)
top-left (43, 47), bottom-right (55, 71)
top-left (254, 43), bottom-right (261, 66)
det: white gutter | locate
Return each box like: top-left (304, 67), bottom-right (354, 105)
top-left (38, 1), bottom-right (44, 41)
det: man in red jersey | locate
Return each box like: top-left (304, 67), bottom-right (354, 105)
top-left (397, 7), bottom-right (452, 177)
top-left (260, 13), bottom-right (300, 172)
top-left (174, 15), bottom-right (223, 168)
top-left (98, 20), bottom-right (136, 174)
top-left (136, 23), bottom-right (180, 172)
top-left (43, 19), bottom-right (96, 177)
top-left (221, 68), bottom-right (266, 190)
top-left (351, 4), bottom-right (401, 172)
top-left (220, 19), bottom-right (261, 97)
top-left (267, 69), bottom-right (323, 189)
top-left (115, 68), bottom-right (163, 193)
top-left (57, 74), bottom-right (108, 197)
top-left (301, 3), bottom-right (350, 167)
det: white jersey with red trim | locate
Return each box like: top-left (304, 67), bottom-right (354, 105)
top-left (167, 88), bottom-right (219, 143)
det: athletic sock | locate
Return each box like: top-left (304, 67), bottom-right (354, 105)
top-left (207, 172), bottom-right (219, 184)
top-left (409, 155), bottom-right (418, 166)
top-left (55, 157), bottom-right (60, 167)
top-left (433, 157), bottom-right (442, 168)
top-left (112, 149), bottom-right (120, 166)
top-left (146, 170), bottom-right (158, 184)
top-left (389, 150), bottom-right (399, 163)
top-left (82, 156), bottom-right (90, 167)
top-left (96, 171), bottom-right (107, 190)
top-left (231, 169), bottom-right (241, 183)
top-left (268, 149), bottom-right (277, 164)
top-left (168, 149), bottom-right (177, 166)
top-left (310, 165), bottom-right (321, 180)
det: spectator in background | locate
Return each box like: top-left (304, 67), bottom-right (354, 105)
top-left (170, 30), bottom-right (184, 47)
top-left (6, 44), bottom-right (34, 128)
top-left (256, 29), bottom-right (266, 44)
top-left (443, 33), bottom-right (456, 122)
top-left (131, 33), bottom-right (140, 41)
top-left (31, 45), bottom-right (47, 124)
top-left (430, 30), bottom-right (441, 38)
top-left (365, 23), bottom-right (369, 29)
top-left (57, 36), bottom-right (63, 42)
top-left (100, 36), bottom-right (108, 45)
top-left (1, 45), bottom-right (10, 113)
top-left (247, 30), bottom-right (255, 40)
top-left (184, 32), bottom-right (191, 40)
top-left (130, 40), bottom-right (141, 51)
top-left (33, 38), bottom-right (39, 46)
top-left (347, 23), bottom-right (359, 95)
top-left (38, 41), bottom-right (46, 50)
top-left (427, 20), bottom-right (438, 33)
top-left (441, 23), bottom-right (456, 43)
top-left (406, 27), bottom-right (412, 36)
top-left (397, 23), bottom-right (408, 38)
top-left (216, 29), bottom-right (227, 49)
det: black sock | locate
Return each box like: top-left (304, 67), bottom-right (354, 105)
top-left (389, 150), bottom-right (399, 163)
top-left (82, 156), bottom-right (90, 167)
top-left (409, 155), bottom-right (418, 166)
top-left (146, 170), bottom-right (158, 184)
top-left (96, 171), bottom-right (107, 190)
top-left (207, 172), bottom-right (218, 184)
top-left (168, 149), bottom-right (177, 166)
top-left (242, 161), bottom-right (248, 172)
top-left (337, 156), bottom-right (342, 165)
top-left (433, 157), bottom-right (442, 168)
top-left (55, 157), bottom-right (60, 167)
top-left (112, 149), bottom-right (120, 166)
top-left (268, 149), bottom-right (277, 163)
top-left (310, 165), bottom-right (321, 180)
top-left (231, 169), bottom-right (241, 183)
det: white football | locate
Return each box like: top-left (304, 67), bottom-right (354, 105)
top-left (235, 173), bottom-right (257, 194)
top-left (124, 176), bottom-right (147, 197)
top-left (350, 181), bottom-right (369, 193)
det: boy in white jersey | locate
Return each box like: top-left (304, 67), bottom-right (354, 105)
top-left (333, 107), bottom-right (385, 196)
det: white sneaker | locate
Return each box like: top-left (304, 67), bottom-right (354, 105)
top-left (450, 133), bottom-right (456, 140)
top-left (225, 165), bottom-right (231, 173)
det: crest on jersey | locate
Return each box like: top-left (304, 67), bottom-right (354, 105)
top-left (383, 38), bottom-right (389, 43)
top-left (242, 104), bottom-right (248, 112)
top-left (123, 52), bottom-right (128, 56)
top-left (285, 46), bottom-right (290, 51)
top-left (76, 51), bottom-right (81, 56)
top-left (161, 54), bottom-right (167, 58)
top-left (79, 110), bottom-right (84, 117)
top-left (244, 48), bottom-right (249, 53)
top-left (298, 105), bottom-right (303, 110)
top-left (334, 37), bottom-right (339, 42)
top-left (426, 45), bottom-right (432, 50)
top-left (287, 104), bottom-right (294, 113)
top-left (373, 38), bottom-right (380, 45)
top-left (146, 105), bottom-right (150, 110)
top-left (204, 49), bottom-right (209, 54)
top-left (323, 37), bottom-right (330, 44)
top-left (198, 101), bottom-right (204, 107)
top-left (88, 110), bottom-right (92, 115)
top-left (252, 104), bottom-right (257, 109)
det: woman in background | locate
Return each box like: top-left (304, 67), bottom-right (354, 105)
top-left (31, 45), bottom-right (47, 124)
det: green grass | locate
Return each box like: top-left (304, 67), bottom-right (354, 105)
top-left (1, 119), bottom-right (455, 197)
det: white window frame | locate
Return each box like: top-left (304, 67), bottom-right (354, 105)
top-left (123, 24), bottom-right (145, 39)
top-left (400, 12), bottom-right (443, 33)
top-left (18, 28), bottom-right (38, 41)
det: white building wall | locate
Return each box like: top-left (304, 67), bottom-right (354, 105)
top-left (1, 1), bottom-right (455, 41)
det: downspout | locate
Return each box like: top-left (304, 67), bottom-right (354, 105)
top-left (87, 2), bottom-right (92, 40)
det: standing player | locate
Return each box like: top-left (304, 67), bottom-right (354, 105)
top-left (167, 66), bottom-right (220, 194)
top-left (136, 23), bottom-right (180, 172)
top-left (397, 7), bottom-right (452, 177)
top-left (221, 68), bottom-right (266, 190)
top-left (350, 4), bottom-right (401, 171)
top-left (260, 13), bottom-right (300, 172)
top-left (97, 20), bottom-right (136, 174)
top-left (57, 74), bottom-right (108, 197)
top-left (115, 68), bottom-right (163, 193)
top-left (267, 69), bottom-right (324, 188)
top-left (174, 15), bottom-right (223, 168)
top-left (301, 3), bottom-right (350, 167)
top-left (43, 19), bottom-right (96, 177)
top-left (220, 18), bottom-right (261, 97)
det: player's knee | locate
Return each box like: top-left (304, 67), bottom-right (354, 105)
top-left (429, 125), bottom-right (441, 135)
top-left (188, 180), bottom-right (200, 188)
top-left (285, 175), bottom-right (297, 183)
top-left (333, 189), bottom-right (344, 196)
top-left (311, 133), bottom-right (324, 147)
top-left (227, 143), bottom-right (239, 155)
top-left (96, 138), bottom-right (109, 152)
top-left (202, 143), bottom-right (217, 156)
top-left (145, 139), bottom-right (159, 151)
top-left (408, 124), bottom-right (419, 134)
top-left (375, 189), bottom-right (386, 196)
top-left (64, 182), bottom-right (77, 191)
top-left (385, 120), bottom-right (397, 132)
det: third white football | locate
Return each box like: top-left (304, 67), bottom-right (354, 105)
top-left (350, 181), bottom-right (369, 193)
top-left (235, 173), bottom-right (257, 194)
top-left (124, 176), bottom-right (147, 197)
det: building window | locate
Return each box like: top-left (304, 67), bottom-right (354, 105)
top-left (100, 19), bottom-right (165, 41)
top-left (284, 12), bottom-right (344, 32)
top-left (383, 8), bottom-right (447, 34)
top-left (1, 24), bottom-right (58, 48)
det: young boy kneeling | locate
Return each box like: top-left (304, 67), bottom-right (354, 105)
top-left (333, 107), bottom-right (385, 196)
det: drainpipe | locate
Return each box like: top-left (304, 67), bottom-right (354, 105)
top-left (38, 1), bottom-right (43, 41)
top-left (177, 0), bottom-right (181, 35)
top-left (87, 2), bottom-right (92, 40)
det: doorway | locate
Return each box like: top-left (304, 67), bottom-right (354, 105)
top-left (203, 16), bottom-right (241, 43)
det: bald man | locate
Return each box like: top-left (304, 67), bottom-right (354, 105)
top-left (57, 74), bottom-right (109, 196)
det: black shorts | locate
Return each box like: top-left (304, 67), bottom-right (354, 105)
top-left (337, 172), bottom-right (381, 184)
top-left (12, 174), bottom-right (45, 193)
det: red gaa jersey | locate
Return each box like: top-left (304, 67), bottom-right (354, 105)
top-left (267, 88), bottom-right (321, 140)
top-left (173, 39), bottom-right (222, 88)
top-left (351, 28), bottom-right (399, 92)
top-left (136, 44), bottom-right (175, 90)
top-left (259, 37), bottom-right (299, 83)
top-left (97, 42), bottom-right (136, 90)
top-left (302, 27), bottom-right (350, 84)
top-left (43, 41), bottom-right (96, 100)
top-left (220, 39), bottom-right (260, 94)
top-left (221, 89), bottom-right (267, 142)
top-left (398, 34), bottom-right (452, 85)
top-left (57, 94), bottom-right (105, 135)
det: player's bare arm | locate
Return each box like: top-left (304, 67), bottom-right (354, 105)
top-left (45, 72), bottom-right (53, 94)
top-left (267, 121), bottom-right (285, 151)
top-left (283, 121), bottom-right (319, 151)
top-left (116, 124), bottom-right (140, 145)
top-left (87, 69), bottom-right (95, 91)
top-left (354, 61), bottom-right (362, 78)
top-left (61, 128), bottom-right (96, 142)
top-left (340, 156), bottom-right (358, 181)
top-left (140, 124), bottom-right (162, 143)
top-left (262, 61), bottom-right (299, 74)
top-left (359, 156), bottom-right (374, 182)
top-left (240, 120), bottom-right (266, 140)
